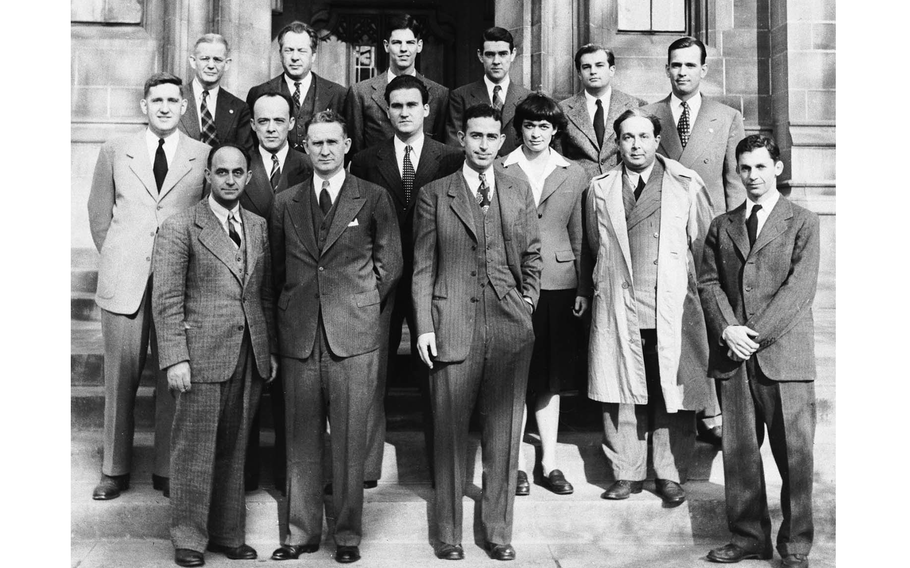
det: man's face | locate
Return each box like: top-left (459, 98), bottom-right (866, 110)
top-left (280, 32), bottom-right (315, 81)
top-left (617, 116), bottom-right (660, 173)
top-left (305, 121), bottom-right (351, 178)
top-left (206, 146), bottom-right (252, 209)
top-left (478, 40), bottom-right (516, 83)
top-left (252, 96), bottom-right (294, 153)
top-left (577, 50), bottom-right (615, 94)
top-left (458, 116), bottom-right (504, 172)
top-left (387, 88), bottom-right (429, 139)
top-left (384, 28), bottom-right (423, 74)
top-left (140, 83), bottom-right (187, 137)
top-left (666, 45), bottom-right (707, 100)
top-left (737, 147), bottom-right (784, 203)
top-left (189, 41), bottom-right (229, 89)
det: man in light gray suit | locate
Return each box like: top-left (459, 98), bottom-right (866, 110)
top-left (87, 72), bottom-right (211, 501)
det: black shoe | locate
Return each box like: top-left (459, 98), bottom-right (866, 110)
top-left (697, 424), bottom-right (723, 447)
top-left (207, 542), bottom-right (257, 559)
top-left (152, 474), bottom-right (170, 498)
top-left (436, 543), bottom-right (465, 560)
top-left (335, 545), bottom-right (361, 563)
top-left (781, 553), bottom-right (809, 568)
top-left (174, 548), bottom-right (205, 567)
top-left (271, 544), bottom-right (319, 560)
top-left (601, 480), bottom-right (643, 500)
top-left (484, 542), bottom-right (516, 561)
top-left (515, 470), bottom-right (530, 496)
top-left (275, 476), bottom-right (287, 495)
top-left (363, 480), bottom-right (378, 489)
top-left (543, 469), bottom-right (574, 495)
top-left (92, 474), bottom-right (130, 500)
top-left (706, 543), bottom-right (772, 563)
top-left (655, 479), bottom-right (686, 506)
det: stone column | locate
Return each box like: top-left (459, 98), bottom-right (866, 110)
top-left (162, 0), bottom-right (211, 80)
top-left (216, 0), bottom-right (275, 95)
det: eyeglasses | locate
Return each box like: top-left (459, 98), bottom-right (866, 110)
top-left (196, 56), bottom-right (226, 66)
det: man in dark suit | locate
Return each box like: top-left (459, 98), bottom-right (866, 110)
top-left (413, 104), bottom-right (541, 562)
top-left (269, 111), bottom-right (402, 564)
top-left (445, 26), bottom-right (531, 157)
top-left (699, 135), bottom-right (819, 568)
top-left (246, 21), bottom-right (347, 152)
top-left (178, 34), bottom-right (253, 153)
top-left (153, 143), bottom-right (278, 567)
top-left (345, 13), bottom-right (449, 155)
top-left (87, 72), bottom-right (211, 501)
top-left (557, 44), bottom-right (647, 180)
top-left (350, 74), bottom-right (463, 488)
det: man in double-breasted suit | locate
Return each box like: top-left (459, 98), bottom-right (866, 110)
top-left (87, 72), bottom-right (211, 501)
top-left (557, 44), bottom-right (647, 180)
top-left (445, 26), bottom-right (531, 157)
top-left (349, 74), bottom-right (463, 487)
top-left (178, 34), bottom-right (254, 154)
top-left (246, 21), bottom-right (348, 153)
top-left (699, 135), bottom-right (819, 568)
top-left (345, 14), bottom-right (449, 155)
top-left (413, 103), bottom-right (541, 562)
top-left (153, 143), bottom-right (278, 567)
top-left (269, 110), bottom-right (402, 565)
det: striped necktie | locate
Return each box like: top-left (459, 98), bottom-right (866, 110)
top-left (228, 212), bottom-right (242, 248)
top-left (269, 153), bottom-right (281, 192)
top-left (200, 90), bottom-right (218, 146)
top-left (492, 85), bottom-right (503, 110)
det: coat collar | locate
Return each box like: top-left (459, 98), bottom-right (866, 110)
top-left (287, 175), bottom-right (367, 258)
top-left (194, 200), bottom-right (259, 285)
top-left (125, 130), bottom-right (198, 201)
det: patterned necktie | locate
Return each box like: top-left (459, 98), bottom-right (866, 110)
top-left (476, 172), bottom-right (491, 214)
top-left (593, 99), bottom-right (605, 148)
top-left (153, 138), bottom-right (167, 192)
top-left (200, 89), bottom-right (218, 146)
top-left (228, 212), bottom-right (242, 248)
top-left (292, 81), bottom-right (302, 117)
top-left (678, 100), bottom-right (691, 148)
top-left (747, 204), bottom-right (762, 247)
top-left (319, 180), bottom-right (332, 214)
top-left (402, 145), bottom-right (416, 205)
top-left (492, 85), bottom-right (503, 110)
top-left (269, 153), bottom-right (281, 192)
top-left (634, 175), bottom-right (646, 201)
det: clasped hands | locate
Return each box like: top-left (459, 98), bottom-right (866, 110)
top-left (722, 325), bottom-right (760, 362)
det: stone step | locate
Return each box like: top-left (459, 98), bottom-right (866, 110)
top-left (72, 291), bottom-right (101, 322)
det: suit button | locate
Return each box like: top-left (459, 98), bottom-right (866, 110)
top-left (471, 271), bottom-right (477, 276)
top-left (538, 213), bottom-right (543, 218)
top-left (653, 232), bottom-right (659, 238)
top-left (237, 325), bottom-right (244, 331)
top-left (146, 256), bottom-right (151, 261)
top-left (471, 246), bottom-right (477, 251)
top-left (236, 256), bottom-right (242, 262)
top-left (471, 297), bottom-right (478, 303)
top-left (480, 283), bottom-right (485, 288)
top-left (150, 231), bottom-right (155, 237)
top-left (703, 158), bottom-right (709, 163)
top-left (653, 260), bottom-right (658, 265)
top-left (318, 266), bottom-right (324, 271)
top-left (621, 282), bottom-right (629, 289)
top-left (745, 286), bottom-right (752, 292)
top-left (157, 205), bottom-right (162, 210)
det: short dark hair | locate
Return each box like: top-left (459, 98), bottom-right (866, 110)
top-left (387, 13), bottom-right (422, 40)
top-left (305, 109), bottom-right (348, 138)
top-left (667, 36), bottom-right (706, 65)
top-left (277, 21), bottom-right (318, 51)
top-left (250, 91), bottom-right (294, 118)
top-left (480, 26), bottom-right (514, 51)
top-left (613, 108), bottom-right (662, 139)
top-left (462, 103), bottom-right (502, 133)
top-left (385, 75), bottom-right (429, 105)
top-left (144, 72), bottom-right (183, 98)
top-left (574, 44), bottom-right (614, 71)
top-left (207, 142), bottom-right (251, 170)
top-left (513, 93), bottom-right (568, 140)
top-left (735, 134), bottom-right (781, 163)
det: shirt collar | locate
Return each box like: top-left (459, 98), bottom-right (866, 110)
top-left (394, 133), bottom-right (425, 161)
top-left (259, 143), bottom-right (289, 170)
top-left (145, 127), bottom-right (179, 148)
top-left (208, 193), bottom-right (241, 227)
top-left (623, 161), bottom-right (656, 187)
top-left (584, 86), bottom-right (612, 106)
top-left (314, 168), bottom-right (346, 201)
top-left (387, 68), bottom-right (417, 84)
top-left (462, 162), bottom-right (495, 193)
top-left (671, 91), bottom-right (702, 115)
top-left (483, 75), bottom-right (510, 102)
top-left (745, 187), bottom-right (780, 217)
top-left (284, 72), bottom-right (312, 98)
top-left (192, 78), bottom-right (220, 102)
top-left (502, 146), bottom-right (570, 169)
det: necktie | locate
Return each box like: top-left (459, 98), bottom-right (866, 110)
top-left (747, 204), bottom-right (762, 247)
top-left (402, 145), bottom-right (416, 205)
top-left (269, 153), bottom-right (281, 192)
top-left (678, 101), bottom-right (691, 148)
top-left (319, 180), bottom-right (332, 215)
top-left (492, 85), bottom-right (503, 110)
top-left (476, 173), bottom-right (491, 214)
top-left (153, 138), bottom-right (167, 192)
top-left (228, 212), bottom-right (242, 248)
top-left (593, 99), bottom-right (605, 149)
top-left (634, 175), bottom-right (646, 201)
top-left (292, 81), bottom-right (302, 117)
top-left (200, 89), bottom-right (218, 146)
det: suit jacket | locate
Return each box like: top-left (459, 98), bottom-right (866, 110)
top-left (445, 80), bottom-right (531, 156)
top-left (152, 201), bottom-right (276, 382)
top-left (412, 169), bottom-right (542, 363)
top-left (270, 174), bottom-right (403, 359)
top-left (246, 73), bottom-right (348, 151)
top-left (345, 72), bottom-right (450, 155)
top-left (87, 130), bottom-right (211, 315)
top-left (557, 89), bottom-right (647, 180)
top-left (698, 197), bottom-right (819, 382)
top-left (645, 95), bottom-right (746, 214)
top-left (239, 146), bottom-right (312, 220)
top-left (179, 86), bottom-right (254, 154)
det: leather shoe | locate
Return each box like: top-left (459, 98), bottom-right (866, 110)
top-left (207, 542), bottom-right (257, 559)
top-left (484, 542), bottom-right (516, 561)
top-left (92, 474), bottom-right (129, 500)
top-left (707, 543), bottom-right (772, 563)
top-left (436, 543), bottom-right (465, 560)
top-left (153, 474), bottom-right (170, 498)
top-left (697, 424), bottom-right (723, 447)
top-left (543, 469), bottom-right (574, 495)
top-left (601, 480), bottom-right (643, 500)
top-left (271, 544), bottom-right (319, 560)
top-left (515, 470), bottom-right (530, 496)
top-left (174, 548), bottom-right (204, 567)
top-left (335, 545), bottom-right (361, 563)
top-left (782, 553), bottom-right (809, 568)
top-left (274, 476), bottom-right (287, 495)
top-left (363, 480), bottom-right (378, 489)
top-left (655, 479), bottom-right (686, 506)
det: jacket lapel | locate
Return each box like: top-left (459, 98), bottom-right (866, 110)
top-left (245, 153), bottom-right (273, 218)
top-left (197, 203), bottom-right (243, 284)
top-left (680, 97), bottom-right (719, 164)
top-left (653, 97), bottom-right (683, 159)
top-left (126, 131), bottom-right (159, 200)
top-left (564, 95), bottom-right (599, 153)
top-left (322, 177), bottom-right (367, 254)
top-left (181, 90), bottom-right (201, 139)
top-left (370, 74), bottom-right (390, 116)
top-left (214, 91), bottom-right (237, 143)
top-left (724, 203), bottom-right (750, 260)
top-left (538, 164), bottom-right (568, 207)
top-left (414, 139), bottom-right (442, 190)
top-left (501, 83), bottom-right (522, 126)
top-left (449, 174), bottom-right (477, 241)
top-left (240, 208), bottom-right (261, 288)
top-left (287, 181), bottom-right (320, 259)
top-left (376, 141), bottom-right (405, 206)
top-left (750, 197), bottom-right (792, 256)
top-left (627, 163), bottom-right (663, 230)
top-left (599, 172), bottom-right (634, 278)
top-left (158, 132), bottom-right (197, 200)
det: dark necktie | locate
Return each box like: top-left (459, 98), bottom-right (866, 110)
top-left (402, 145), bottom-right (416, 205)
top-left (747, 204), bottom-right (762, 247)
top-left (153, 138), bottom-right (167, 192)
top-left (593, 99), bottom-right (605, 149)
top-left (634, 175), bottom-right (646, 201)
top-left (293, 81), bottom-right (302, 117)
top-left (269, 154), bottom-right (281, 192)
top-left (228, 212), bottom-right (242, 248)
top-left (200, 89), bottom-right (218, 146)
top-left (492, 85), bottom-right (503, 110)
top-left (319, 180), bottom-right (332, 215)
top-left (678, 100), bottom-right (691, 148)
top-left (476, 172), bottom-right (491, 214)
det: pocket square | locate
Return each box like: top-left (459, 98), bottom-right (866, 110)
top-left (348, 219), bottom-right (360, 227)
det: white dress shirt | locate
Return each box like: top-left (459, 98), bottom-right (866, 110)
top-left (259, 143), bottom-right (290, 173)
top-left (745, 188), bottom-right (780, 237)
top-left (623, 161), bottom-right (656, 190)
top-left (208, 193), bottom-right (243, 245)
top-left (670, 91), bottom-right (703, 129)
top-left (284, 72), bottom-right (313, 106)
top-left (394, 133), bottom-right (425, 177)
top-left (584, 87), bottom-right (612, 129)
top-left (145, 128), bottom-right (179, 168)
top-left (387, 68), bottom-right (417, 84)
top-left (314, 169), bottom-right (346, 204)
top-left (462, 163), bottom-right (495, 201)
top-left (484, 75), bottom-right (511, 106)
top-left (502, 147), bottom-right (570, 206)
top-left (192, 78), bottom-right (219, 127)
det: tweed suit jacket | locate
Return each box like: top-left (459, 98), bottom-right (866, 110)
top-left (698, 196), bottom-right (819, 382)
top-left (445, 80), bottom-right (531, 157)
top-left (557, 89), bottom-right (647, 180)
top-left (179, 86), bottom-right (254, 154)
top-left (87, 130), bottom-right (211, 315)
top-left (239, 147), bottom-right (312, 220)
top-left (270, 174), bottom-right (403, 359)
top-left (345, 72), bottom-right (450, 155)
top-left (412, 170), bottom-right (542, 363)
top-left (152, 201), bottom-right (276, 382)
top-left (645, 95), bottom-right (746, 214)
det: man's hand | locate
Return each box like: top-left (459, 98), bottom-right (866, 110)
top-left (267, 355), bottom-right (280, 383)
top-left (417, 332), bottom-right (437, 369)
top-left (572, 295), bottom-right (590, 317)
top-left (726, 348), bottom-right (747, 362)
top-left (167, 361), bottom-right (192, 393)
top-left (722, 325), bottom-right (760, 360)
